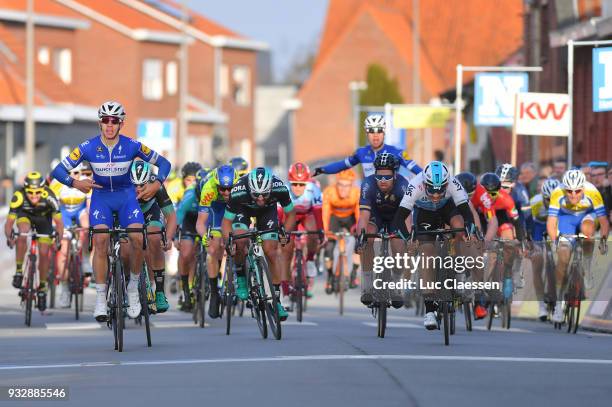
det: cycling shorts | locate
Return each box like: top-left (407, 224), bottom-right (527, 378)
top-left (15, 212), bottom-right (54, 244)
top-left (413, 200), bottom-right (460, 242)
top-left (89, 188), bottom-right (144, 228)
top-left (532, 221), bottom-right (546, 242)
top-left (180, 212), bottom-right (198, 241)
top-left (60, 206), bottom-right (87, 228)
top-left (231, 205), bottom-right (278, 241)
top-left (144, 202), bottom-right (163, 229)
top-left (557, 209), bottom-right (595, 236)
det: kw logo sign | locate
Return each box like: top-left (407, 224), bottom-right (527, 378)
top-left (514, 92), bottom-right (570, 137)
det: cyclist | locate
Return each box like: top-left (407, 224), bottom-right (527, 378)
top-left (456, 172), bottom-right (486, 238)
top-left (322, 169), bottom-right (360, 293)
top-left (228, 156), bottom-right (249, 177)
top-left (356, 152), bottom-right (408, 308)
top-left (547, 169), bottom-right (609, 323)
top-left (496, 163), bottom-right (531, 237)
top-left (313, 114), bottom-right (422, 178)
top-left (278, 162), bottom-right (323, 305)
top-left (175, 162), bottom-right (203, 311)
top-left (130, 160), bottom-right (177, 313)
top-left (528, 178), bottom-right (560, 320)
top-left (4, 172), bottom-right (63, 311)
top-left (195, 164), bottom-right (239, 319)
top-left (51, 100), bottom-right (171, 321)
top-left (55, 162), bottom-right (91, 308)
top-left (222, 167), bottom-right (296, 321)
top-left (391, 161), bottom-right (478, 329)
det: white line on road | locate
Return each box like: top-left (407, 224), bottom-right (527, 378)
top-left (2, 354), bottom-right (612, 371)
top-left (151, 321), bottom-right (208, 328)
top-left (362, 322), bottom-right (421, 329)
top-left (45, 323), bottom-right (102, 330)
top-left (472, 326), bottom-right (533, 333)
top-left (282, 321), bottom-right (318, 326)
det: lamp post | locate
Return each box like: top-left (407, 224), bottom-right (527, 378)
top-left (281, 98), bottom-right (302, 171)
top-left (349, 81), bottom-right (367, 148)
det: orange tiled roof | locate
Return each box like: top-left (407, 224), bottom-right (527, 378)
top-left (314, 0), bottom-right (524, 93)
top-left (0, 0), bottom-right (83, 19)
top-left (75, 0), bottom-right (178, 32)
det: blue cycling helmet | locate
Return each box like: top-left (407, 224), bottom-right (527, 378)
top-left (423, 161), bottom-right (450, 193)
top-left (216, 165), bottom-right (236, 188)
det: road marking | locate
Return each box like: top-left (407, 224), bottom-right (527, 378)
top-left (473, 326), bottom-right (533, 333)
top-left (283, 321), bottom-right (318, 326)
top-left (45, 323), bottom-right (102, 330)
top-left (362, 322), bottom-right (421, 329)
top-left (2, 354), bottom-right (612, 371)
top-left (151, 321), bottom-right (208, 329)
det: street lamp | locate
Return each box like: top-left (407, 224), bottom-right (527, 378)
top-left (349, 81), bottom-right (367, 148)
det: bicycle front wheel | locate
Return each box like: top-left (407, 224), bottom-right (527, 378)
top-left (463, 302), bottom-right (472, 332)
top-left (139, 271), bottom-right (152, 347)
top-left (224, 258), bottom-right (234, 335)
top-left (442, 302), bottom-right (450, 346)
top-left (259, 257), bottom-right (281, 340)
top-left (377, 302), bottom-right (387, 338)
top-left (248, 264), bottom-right (267, 339)
top-left (113, 263), bottom-right (125, 352)
top-left (295, 254), bottom-right (304, 323)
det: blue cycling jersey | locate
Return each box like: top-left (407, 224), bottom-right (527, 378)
top-left (359, 174), bottom-right (409, 222)
top-left (51, 134), bottom-right (171, 191)
top-left (320, 144), bottom-right (422, 178)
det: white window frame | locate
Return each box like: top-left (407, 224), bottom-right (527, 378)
top-left (53, 48), bottom-right (72, 84)
top-left (142, 58), bottom-right (163, 101)
top-left (37, 46), bottom-right (50, 65)
top-left (232, 65), bottom-right (250, 106)
top-left (166, 61), bottom-right (177, 96)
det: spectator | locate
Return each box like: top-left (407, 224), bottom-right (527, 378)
top-left (539, 164), bottom-right (552, 179)
top-left (590, 162), bottom-right (611, 215)
top-left (519, 162), bottom-right (538, 197)
top-left (581, 163), bottom-right (592, 183)
top-left (552, 159), bottom-right (567, 180)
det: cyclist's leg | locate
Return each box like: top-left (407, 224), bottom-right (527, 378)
top-left (230, 211), bottom-right (250, 300)
top-left (258, 207), bottom-right (288, 319)
top-left (579, 212), bottom-right (596, 285)
top-left (302, 214), bottom-right (320, 295)
top-left (413, 207), bottom-right (440, 328)
top-left (360, 219), bottom-right (378, 305)
top-left (55, 208), bottom-right (72, 283)
top-left (15, 216), bottom-right (31, 280)
top-left (32, 215), bottom-right (54, 285)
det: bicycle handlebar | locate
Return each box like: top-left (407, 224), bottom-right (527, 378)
top-left (88, 226), bottom-right (147, 252)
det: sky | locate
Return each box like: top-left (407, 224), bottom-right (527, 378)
top-left (189, 0), bottom-right (329, 82)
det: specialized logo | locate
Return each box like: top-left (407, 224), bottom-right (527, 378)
top-left (267, 220), bottom-right (274, 229)
top-left (140, 144), bottom-right (152, 155)
top-left (131, 209), bottom-right (140, 218)
top-left (93, 210), bottom-right (100, 219)
top-left (69, 147), bottom-right (81, 161)
top-left (117, 145), bottom-right (122, 155)
top-left (420, 223), bottom-right (432, 230)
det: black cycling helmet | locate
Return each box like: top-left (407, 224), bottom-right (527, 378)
top-left (480, 172), bottom-right (501, 193)
top-left (455, 172), bottom-right (477, 194)
top-left (228, 156), bottom-right (249, 177)
top-left (373, 152), bottom-right (400, 171)
top-left (495, 163), bottom-right (519, 183)
top-left (181, 162), bottom-right (202, 178)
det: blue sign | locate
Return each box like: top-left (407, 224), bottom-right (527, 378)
top-left (137, 120), bottom-right (174, 152)
top-left (474, 73), bottom-right (529, 126)
top-left (593, 47), bottom-right (612, 112)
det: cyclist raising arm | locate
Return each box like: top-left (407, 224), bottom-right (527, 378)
top-left (51, 101), bottom-right (171, 321)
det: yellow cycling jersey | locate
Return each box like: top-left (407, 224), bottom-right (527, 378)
top-left (548, 181), bottom-right (606, 218)
top-left (167, 177), bottom-right (185, 204)
top-left (198, 169), bottom-right (222, 208)
top-left (49, 179), bottom-right (63, 198)
top-left (530, 194), bottom-right (548, 223)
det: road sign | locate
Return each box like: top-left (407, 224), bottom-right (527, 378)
top-left (474, 73), bottom-right (528, 126)
top-left (593, 47), bottom-right (612, 112)
top-left (514, 92), bottom-right (570, 136)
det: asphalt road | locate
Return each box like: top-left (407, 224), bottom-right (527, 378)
top-left (1, 260), bottom-right (611, 407)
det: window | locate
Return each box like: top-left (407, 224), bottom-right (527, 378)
top-left (166, 61), bottom-right (177, 96)
top-left (142, 59), bottom-right (163, 100)
top-left (232, 66), bottom-right (250, 106)
top-left (37, 47), bottom-right (49, 65)
top-left (219, 64), bottom-right (229, 97)
top-left (53, 48), bottom-right (71, 84)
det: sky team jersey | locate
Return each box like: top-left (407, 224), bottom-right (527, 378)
top-left (320, 144), bottom-right (422, 178)
top-left (359, 174), bottom-right (408, 221)
top-left (530, 194), bottom-right (548, 223)
top-left (290, 182), bottom-right (322, 215)
top-left (548, 182), bottom-right (606, 218)
top-left (399, 172), bottom-right (468, 212)
top-left (51, 135), bottom-right (171, 192)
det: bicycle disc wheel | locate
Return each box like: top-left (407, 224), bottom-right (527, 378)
top-left (338, 260), bottom-right (344, 316)
top-left (248, 265), bottom-right (267, 339)
top-left (463, 302), bottom-right (472, 332)
top-left (295, 255), bottom-right (304, 323)
top-left (225, 259), bottom-right (233, 335)
top-left (377, 302), bottom-right (387, 338)
top-left (259, 257), bottom-right (281, 340)
top-left (114, 264), bottom-right (124, 352)
top-left (442, 302), bottom-right (450, 346)
top-left (139, 272), bottom-right (152, 347)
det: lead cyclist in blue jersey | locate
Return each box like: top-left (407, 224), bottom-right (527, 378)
top-left (51, 101), bottom-right (171, 321)
top-left (313, 114), bottom-right (422, 178)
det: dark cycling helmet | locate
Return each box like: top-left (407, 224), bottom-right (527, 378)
top-left (373, 152), bottom-right (399, 171)
top-left (24, 171), bottom-right (45, 190)
top-left (181, 162), bottom-right (202, 178)
top-left (216, 165), bottom-right (237, 188)
top-left (495, 163), bottom-right (519, 183)
top-left (455, 172), bottom-right (477, 194)
top-left (228, 156), bottom-right (249, 177)
top-left (480, 173), bottom-right (501, 193)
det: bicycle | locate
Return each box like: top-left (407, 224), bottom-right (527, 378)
top-left (483, 238), bottom-right (520, 331)
top-left (552, 234), bottom-right (592, 333)
top-left (9, 230), bottom-right (57, 326)
top-left (227, 228), bottom-right (282, 340)
top-left (88, 217), bottom-right (148, 352)
top-left (410, 227), bottom-right (467, 346)
top-left (288, 230), bottom-right (323, 322)
top-left (359, 229), bottom-right (402, 338)
top-left (327, 230), bottom-right (354, 316)
top-left (220, 252), bottom-right (235, 335)
top-left (64, 225), bottom-right (87, 320)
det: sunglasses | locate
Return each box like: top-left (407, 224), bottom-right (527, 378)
top-left (218, 186), bottom-right (232, 192)
top-left (375, 174), bottom-right (394, 182)
top-left (501, 185), bottom-right (512, 190)
top-left (425, 184), bottom-right (447, 195)
top-left (100, 117), bottom-right (121, 125)
top-left (81, 171), bottom-right (93, 177)
top-left (566, 189), bottom-right (583, 195)
top-left (488, 191), bottom-right (499, 198)
top-left (251, 192), bottom-right (270, 199)
top-left (291, 182), bottom-right (307, 187)
top-left (366, 127), bottom-right (384, 134)
top-left (70, 171), bottom-right (80, 176)
top-left (26, 190), bottom-right (43, 196)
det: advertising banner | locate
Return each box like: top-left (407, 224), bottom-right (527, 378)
top-left (514, 92), bottom-right (570, 136)
top-left (474, 72), bottom-right (528, 126)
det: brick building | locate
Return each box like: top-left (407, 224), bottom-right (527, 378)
top-left (294, 0), bottom-right (524, 169)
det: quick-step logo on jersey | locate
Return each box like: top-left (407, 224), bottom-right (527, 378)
top-left (91, 161), bottom-right (131, 177)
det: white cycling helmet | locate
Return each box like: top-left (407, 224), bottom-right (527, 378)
top-left (541, 178), bottom-right (561, 198)
top-left (364, 114), bottom-right (385, 131)
top-left (248, 167), bottom-right (273, 198)
top-left (98, 100), bottom-right (126, 120)
top-left (130, 161), bottom-right (151, 185)
top-left (562, 169), bottom-right (585, 190)
top-left (423, 161), bottom-right (450, 193)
